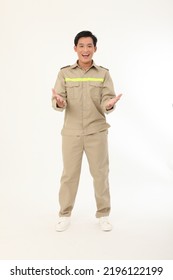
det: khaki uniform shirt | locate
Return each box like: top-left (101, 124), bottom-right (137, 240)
top-left (52, 61), bottom-right (116, 135)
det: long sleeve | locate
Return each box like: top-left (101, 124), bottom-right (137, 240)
top-left (101, 71), bottom-right (116, 114)
top-left (52, 70), bottom-right (67, 112)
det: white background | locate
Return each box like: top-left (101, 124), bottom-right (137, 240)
top-left (0, 0), bottom-right (173, 260)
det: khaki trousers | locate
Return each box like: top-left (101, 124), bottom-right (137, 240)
top-left (59, 130), bottom-right (111, 218)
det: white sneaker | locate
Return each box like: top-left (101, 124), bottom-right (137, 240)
top-left (99, 217), bottom-right (113, 231)
top-left (56, 217), bottom-right (70, 232)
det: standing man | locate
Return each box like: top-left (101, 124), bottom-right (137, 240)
top-left (52, 31), bottom-right (122, 232)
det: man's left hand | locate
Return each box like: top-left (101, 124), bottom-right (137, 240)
top-left (106, 94), bottom-right (122, 110)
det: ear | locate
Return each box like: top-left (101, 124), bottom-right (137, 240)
top-left (94, 46), bottom-right (97, 53)
top-left (74, 46), bottom-right (77, 52)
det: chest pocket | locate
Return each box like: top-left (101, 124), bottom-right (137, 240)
top-left (66, 82), bottom-right (80, 99)
top-left (89, 82), bottom-right (103, 101)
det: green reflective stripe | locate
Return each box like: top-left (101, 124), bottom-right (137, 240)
top-left (65, 78), bottom-right (104, 82)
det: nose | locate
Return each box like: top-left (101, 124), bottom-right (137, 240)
top-left (84, 46), bottom-right (88, 52)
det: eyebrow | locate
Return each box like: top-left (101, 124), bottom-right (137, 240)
top-left (78, 43), bottom-right (93, 46)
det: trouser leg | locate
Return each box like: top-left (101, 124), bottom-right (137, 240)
top-left (84, 130), bottom-right (111, 218)
top-left (59, 135), bottom-right (83, 217)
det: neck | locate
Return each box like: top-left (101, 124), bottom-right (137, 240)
top-left (78, 60), bottom-right (93, 70)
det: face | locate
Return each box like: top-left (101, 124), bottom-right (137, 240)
top-left (74, 37), bottom-right (97, 67)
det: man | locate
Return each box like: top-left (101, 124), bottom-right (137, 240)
top-left (52, 30), bottom-right (122, 232)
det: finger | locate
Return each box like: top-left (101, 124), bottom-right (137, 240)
top-left (56, 96), bottom-right (63, 103)
top-left (117, 93), bottom-right (123, 99)
top-left (114, 94), bottom-right (122, 102)
top-left (107, 103), bottom-right (113, 109)
top-left (57, 100), bottom-right (65, 108)
top-left (57, 98), bottom-right (65, 105)
top-left (59, 100), bottom-right (64, 105)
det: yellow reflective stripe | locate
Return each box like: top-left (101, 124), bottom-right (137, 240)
top-left (65, 78), bottom-right (104, 82)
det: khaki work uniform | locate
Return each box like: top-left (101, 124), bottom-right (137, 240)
top-left (52, 61), bottom-right (116, 218)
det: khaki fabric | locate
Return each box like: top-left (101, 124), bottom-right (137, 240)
top-left (52, 61), bottom-right (116, 217)
top-left (52, 61), bottom-right (116, 135)
top-left (59, 131), bottom-right (110, 218)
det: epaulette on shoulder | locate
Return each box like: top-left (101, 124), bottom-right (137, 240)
top-left (60, 65), bottom-right (70, 70)
top-left (100, 66), bottom-right (109, 71)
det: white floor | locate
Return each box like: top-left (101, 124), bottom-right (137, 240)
top-left (0, 178), bottom-right (173, 260)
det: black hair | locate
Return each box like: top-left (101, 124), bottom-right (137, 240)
top-left (74, 31), bottom-right (97, 47)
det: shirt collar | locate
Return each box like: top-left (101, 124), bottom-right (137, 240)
top-left (70, 61), bottom-right (99, 70)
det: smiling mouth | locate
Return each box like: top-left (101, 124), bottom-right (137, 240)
top-left (82, 54), bottom-right (90, 58)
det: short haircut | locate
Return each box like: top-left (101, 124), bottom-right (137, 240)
top-left (74, 31), bottom-right (97, 47)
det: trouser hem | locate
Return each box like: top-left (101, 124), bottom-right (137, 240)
top-left (96, 213), bottom-right (110, 218)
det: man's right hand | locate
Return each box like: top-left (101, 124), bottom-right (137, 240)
top-left (52, 89), bottom-right (66, 108)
